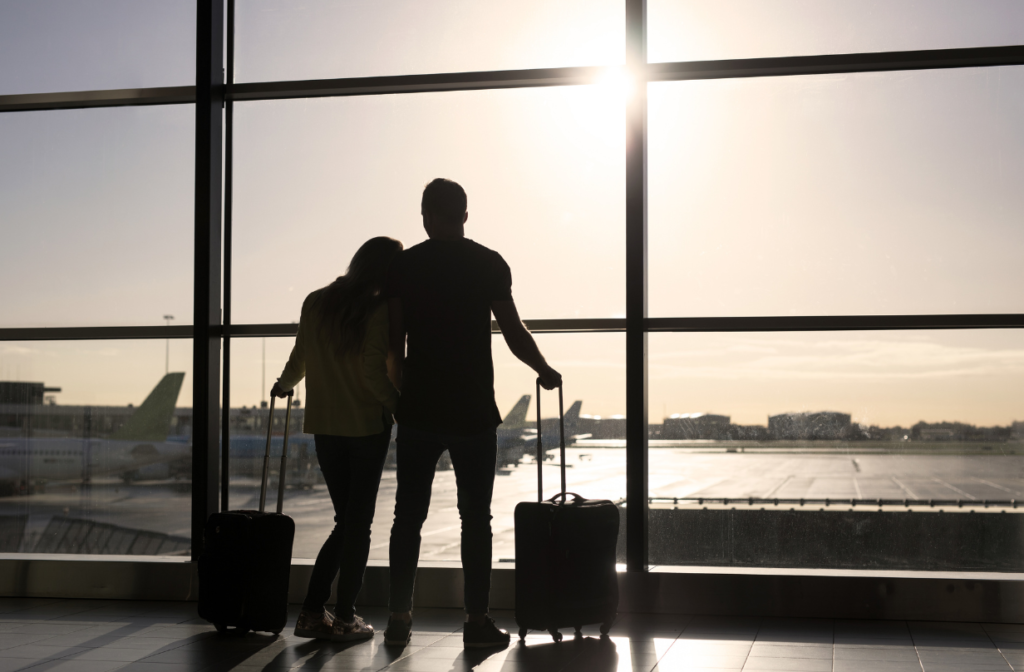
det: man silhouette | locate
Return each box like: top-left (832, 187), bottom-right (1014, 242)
top-left (384, 178), bottom-right (561, 648)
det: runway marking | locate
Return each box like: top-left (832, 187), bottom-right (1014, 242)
top-left (972, 478), bottom-right (1020, 496)
top-left (933, 478), bottom-right (976, 500)
top-left (761, 475), bottom-right (791, 498)
top-left (890, 477), bottom-right (918, 499)
top-left (853, 478), bottom-right (863, 499)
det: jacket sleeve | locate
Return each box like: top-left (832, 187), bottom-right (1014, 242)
top-left (361, 304), bottom-right (400, 414)
top-left (277, 302), bottom-right (308, 392)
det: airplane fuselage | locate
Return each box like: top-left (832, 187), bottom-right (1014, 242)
top-left (0, 437), bottom-right (190, 483)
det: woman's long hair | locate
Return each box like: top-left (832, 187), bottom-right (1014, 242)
top-left (312, 236), bottom-right (403, 353)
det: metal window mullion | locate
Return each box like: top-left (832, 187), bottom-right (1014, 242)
top-left (625, 0), bottom-right (649, 573)
top-left (3, 45), bottom-right (1023, 114)
top-left (192, 0), bottom-right (225, 561)
top-left (221, 0), bottom-right (236, 514)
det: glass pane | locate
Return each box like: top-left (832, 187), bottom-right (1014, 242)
top-left (649, 67), bottom-right (1024, 318)
top-left (235, 0), bottom-right (623, 83)
top-left (0, 0), bottom-right (195, 95)
top-left (650, 0), bottom-right (1024, 63)
top-left (648, 330), bottom-right (1024, 571)
top-left (0, 339), bottom-right (193, 554)
top-left (233, 87), bottom-right (625, 324)
top-left (0, 106), bottom-right (194, 328)
top-left (232, 333), bottom-right (625, 563)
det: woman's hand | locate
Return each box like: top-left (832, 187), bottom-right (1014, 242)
top-left (270, 381), bottom-right (291, 399)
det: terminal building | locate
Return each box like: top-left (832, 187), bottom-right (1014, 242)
top-left (767, 411), bottom-right (853, 441)
top-left (661, 412), bottom-right (732, 440)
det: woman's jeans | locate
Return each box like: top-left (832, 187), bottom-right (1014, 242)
top-left (388, 423), bottom-right (497, 615)
top-left (302, 430), bottom-right (390, 620)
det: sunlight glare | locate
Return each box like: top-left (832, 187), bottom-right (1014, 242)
top-left (594, 66), bottom-right (636, 105)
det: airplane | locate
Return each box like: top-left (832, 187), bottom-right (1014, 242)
top-left (513, 399), bottom-right (589, 466)
top-left (225, 431), bottom-right (318, 489)
top-left (495, 395), bottom-right (533, 468)
top-left (0, 373), bottom-right (191, 493)
top-left (379, 395), bottom-right (587, 472)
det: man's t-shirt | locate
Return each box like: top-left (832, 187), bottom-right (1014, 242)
top-left (386, 238), bottom-right (513, 435)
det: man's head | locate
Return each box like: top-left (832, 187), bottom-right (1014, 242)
top-left (421, 178), bottom-right (468, 239)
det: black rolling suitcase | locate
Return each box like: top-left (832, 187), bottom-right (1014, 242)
top-left (514, 381), bottom-right (619, 642)
top-left (199, 392), bottom-right (296, 635)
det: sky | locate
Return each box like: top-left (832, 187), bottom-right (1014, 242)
top-left (1, 1), bottom-right (1023, 426)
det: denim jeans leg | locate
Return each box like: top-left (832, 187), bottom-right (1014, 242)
top-left (303, 435), bottom-right (350, 613)
top-left (333, 429), bottom-right (390, 621)
top-left (448, 428), bottom-right (497, 615)
top-left (388, 425), bottom-right (446, 613)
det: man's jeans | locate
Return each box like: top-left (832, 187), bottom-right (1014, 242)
top-left (302, 431), bottom-right (390, 621)
top-left (388, 423), bottom-right (497, 615)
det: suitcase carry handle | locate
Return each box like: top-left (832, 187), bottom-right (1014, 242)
top-left (259, 390), bottom-right (293, 514)
top-left (546, 491), bottom-right (584, 504)
top-left (535, 379), bottom-right (566, 503)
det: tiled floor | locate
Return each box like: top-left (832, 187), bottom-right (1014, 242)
top-left (0, 599), bottom-right (1020, 671)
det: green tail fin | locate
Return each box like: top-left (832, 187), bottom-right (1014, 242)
top-left (110, 373), bottom-right (185, 442)
top-left (502, 395), bottom-right (531, 429)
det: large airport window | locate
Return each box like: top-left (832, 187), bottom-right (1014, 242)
top-left (0, 0), bottom-right (195, 96)
top-left (231, 86), bottom-right (625, 325)
top-left (647, 330), bottom-right (1024, 571)
top-left (227, 332), bottom-right (625, 563)
top-left (648, 0), bottom-right (1024, 64)
top-left (489, 332), bottom-right (626, 564)
top-left (234, 0), bottom-right (623, 83)
top-left (0, 106), bottom-right (195, 328)
top-left (648, 67), bottom-right (1024, 318)
top-left (0, 340), bottom-right (193, 555)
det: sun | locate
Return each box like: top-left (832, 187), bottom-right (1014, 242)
top-left (593, 66), bottom-right (637, 105)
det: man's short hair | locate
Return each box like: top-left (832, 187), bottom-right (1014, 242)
top-left (421, 178), bottom-right (467, 225)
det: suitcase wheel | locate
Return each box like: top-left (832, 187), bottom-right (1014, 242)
top-left (574, 626), bottom-right (583, 638)
top-left (214, 623), bottom-right (250, 637)
top-left (549, 629), bottom-right (562, 643)
top-left (600, 621), bottom-right (612, 636)
top-left (518, 628), bottom-right (528, 641)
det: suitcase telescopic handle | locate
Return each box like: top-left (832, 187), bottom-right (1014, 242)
top-left (259, 390), bottom-right (293, 514)
top-left (535, 379), bottom-right (567, 503)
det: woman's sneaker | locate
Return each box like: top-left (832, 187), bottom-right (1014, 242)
top-left (332, 615), bottom-right (374, 642)
top-left (294, 608), bottom-right (335, 639)
top-left (463, 617), bottom-right (510, 648)
top-left (383, 617), bottom-right (412, 646)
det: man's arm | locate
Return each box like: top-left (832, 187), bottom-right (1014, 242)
top-left (387, 297), bottom-right (405, 391)
top-left (491, 300), bottom-right (561, 390)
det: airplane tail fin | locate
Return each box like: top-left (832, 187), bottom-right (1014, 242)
top-left (110, 373), bottom-right (185, 442)
top-left (502, 395), bottom-right (531, 429)
top-left (564, 400), bottom-right (582, 437)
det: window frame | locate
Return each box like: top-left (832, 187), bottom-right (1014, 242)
top-left (0, 0), bottom-right (1022, 569)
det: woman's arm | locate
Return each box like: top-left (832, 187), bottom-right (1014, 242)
top-left (362, 304), bottom-right (400, 413)
top-left (387, 297), bottom-right (404, 391)
top-left (272, 303), bottom-right (308, 397)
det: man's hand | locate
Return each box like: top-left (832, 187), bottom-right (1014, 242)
top-left (270, 381), bottom-right (291, 399)
top-left (537, 365), bottom-right (562, 391)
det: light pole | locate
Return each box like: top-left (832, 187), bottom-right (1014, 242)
top-left (164, 315), bottom-right (174, 375)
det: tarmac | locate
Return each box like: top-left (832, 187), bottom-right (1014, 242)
top-left (1, 445), bottom-right (1022, 561)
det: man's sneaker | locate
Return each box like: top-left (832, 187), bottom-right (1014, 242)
top-left (384, 617), bottom-right (412, 646)
top-left (463, 617), bottom-right (510, 649)
top-left (332, 615), bottom-right (374, 642)
top-left (294, 608), bottom-right (335, 639)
